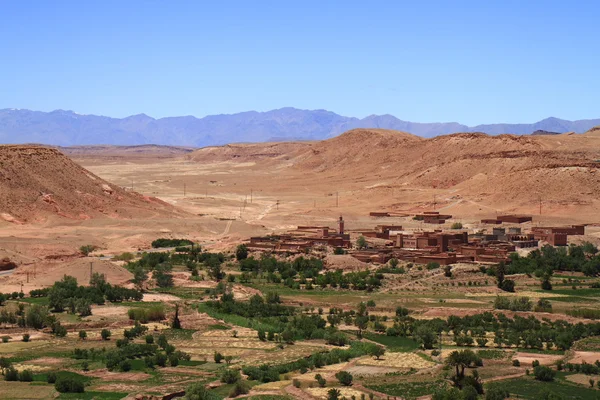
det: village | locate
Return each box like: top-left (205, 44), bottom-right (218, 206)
top-left (245, 212), bottom-right (587, 266)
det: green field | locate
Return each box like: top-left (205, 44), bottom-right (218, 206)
top-left (366, 380), bottom-right (449, 399)
top-left (486, 376), bottom-right (600, 399)
top-left (363, 332), bottom-right (419, 352)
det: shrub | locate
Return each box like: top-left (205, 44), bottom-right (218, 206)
top-left (221, 368), bottom-right (241, 384)
top-left (335, 370), bottom-right (353, 386)
top-left (328, 388), bottom-right (342, 400)
top-left (534, 365), bottom-right (555, 382)
top-left (229, 380), bottom-right (250, 397)
top-left (47, 372), bottom-right (57, 384)
top-left (512, 359), bottom-right (520, 367)
top-left (315, 373), bottom-right (327, 387)
top-left (101, 329), bottom-right (111, 340)
top-left (293, 379), bottom-right (301, 388)
top-left (18, 369), bottom-right (33, 382)
top-left (451, 222), bottom-right (463, 229)
top-left (79, 330), bottom-right (87, 340)
top-left (2, 336), bottom-right (9, 343)
top-left (4, 367), bottom-right (18, 381)
top-left (485, 387), bottom-right (510, 400)
top-left (55, 377), bottom-right (85, 393)
top-left (145, 335), bottom-right (154, 344)
top-left (214, 351), bottom-right (224, 364)
top-left (22, 334), bottom-right (30, 342)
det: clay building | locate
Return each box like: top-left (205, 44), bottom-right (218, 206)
top-left (531, 225), bottom-right (585, 246)
top-left (415, 211), bottom-right (453, 224)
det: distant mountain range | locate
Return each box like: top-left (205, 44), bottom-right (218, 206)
top-left (1, 107), bottom-right (599, 147)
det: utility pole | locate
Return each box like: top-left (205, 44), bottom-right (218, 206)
top-left (89, 262), bottom-right (93, 284)
top-left (276, 200), bottom-right (280, 210)
top-left (539, 196), bottom-right (542, 215)
top-left (433, 194), bottom-right (437, 210)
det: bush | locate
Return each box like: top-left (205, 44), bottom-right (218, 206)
top-left (512, 359), bottom-right (521, 367)
top-left (22, 334), bottom-right (30, 342)
top-left (4, 367), bottom-right (18, 381)
top-left (145, 335), bottom-right (154, 344)
top-left (18, 369), bottom-right (33, 382)
top-left (451, 222), bottom-right (463, 229)
top-left (79, 330), bottom-right (87, 340)
top-left (229, 380), bottom-right (250, 397)
top-left (214, 351), bottom-right (224, 364)
top-left (485, 387), bottom-right (510, 400)
top-left (534, 365), bottom-right (555, 382)
top-left (235, 244), bottom-right (249, 261)
top-left (2, 336), bottom-right (9, 343)
top-left (315, 373), bottom-right (327, 387)
top-left (47, 372), bottom-right (57, 384)
top-left (221, 368), bottom-right (241, 384)
top-left (101, 329), bottom-right (111, 340)
top-left (335, 370), bottom-right (353, 386)
top-left (293, 379), bottom-right (301, 388)
top-left (55, 377), bottom-right (85, 393)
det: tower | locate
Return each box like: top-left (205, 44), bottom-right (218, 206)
top-left (338, 215), bottom-right (345, 235)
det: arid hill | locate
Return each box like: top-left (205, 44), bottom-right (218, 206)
top-left (61, 144), bottom-right (195, 159)
top-left (188, 128), bottom-right (600, 216)
top-left (187, 141), bottom-right (313, 164)
top-left (0, 145), bottom-right (187, 223)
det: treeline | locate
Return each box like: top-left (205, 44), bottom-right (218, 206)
top-left (74, 328), bottom-right (190, 372)
top-left (205, 293), bottom-right (330, 342)
top-left (151, 238), bottom-right (194, 248)
top-left (239, 255), bottom-right (383, 291)
top-left (126, 246), bottom-right (228, 288)
top-left (507, 243), bottom-right (599, 276)
top-left (44, 274), bottom-right (142, 315)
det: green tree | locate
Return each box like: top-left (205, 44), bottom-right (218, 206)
top-left (101, 329), bottom-right (111, 340)
top-left (172, 303), bottom-right (182, 329)
top-left (235, 244), bottom-right (249, 261)
top-left (220, 368), bottom-right (241, 384)
top-left (79, 330), bottom-right (87, 340)
top-left (214, 351), bottom-right (224, 364)
top-left (369, 345), bottom-right (385, 360)
top-left (132, 266), bottom-right (148, 290)
top-left (356, 236), bottom-right (367, 250)
top-left (534, 365), bottom-right (555, 382)
top-left (335, 371), bottom-right (353, 386)
top-left (446, 349), bottom-right (481, 380)
top-left (327, 388), bottom-right (341, 400)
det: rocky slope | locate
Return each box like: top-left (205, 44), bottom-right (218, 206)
top-left (0, 145), bottom-right (187, 223)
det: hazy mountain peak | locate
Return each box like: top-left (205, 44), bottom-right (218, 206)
top-left (0, 107), bottom-right (599, 147)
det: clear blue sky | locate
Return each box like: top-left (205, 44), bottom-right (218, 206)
top-left (1, 0), bottom-right (598, 125)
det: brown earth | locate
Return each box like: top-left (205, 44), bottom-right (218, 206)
top-left (0, 145), bottom-right (187, 223)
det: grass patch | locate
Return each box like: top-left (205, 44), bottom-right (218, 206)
top-left (208, 324), bottom-right (231, 331)
top-left (477, 349), bottom-right (507, 359)
top-left (486, 376), bottom-right (600, 399)
top-left (196, 303), bottom-right (280, 332)
top-left (33, 370), bottom-right (93, 384)
top-left (363, 333), bottom-right (419, 352)
top-left (545, 288), bottom-right (600, 297)
top-left (163, 328), bottom-right (196, 340)
top-left (15, 297), bottom-right (49, 306)
top-left (365, 380), bottom-right (449, 399)
top-left (178, 360), bottom-right (208, 367)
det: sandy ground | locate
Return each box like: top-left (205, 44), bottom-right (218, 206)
top-left (569, 351), bottom-right (600, 364)
top-left (513, 352), bottom-right (563, 366)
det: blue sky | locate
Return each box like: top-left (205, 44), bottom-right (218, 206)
top-left (0, 1), bottom-right (598, 125)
